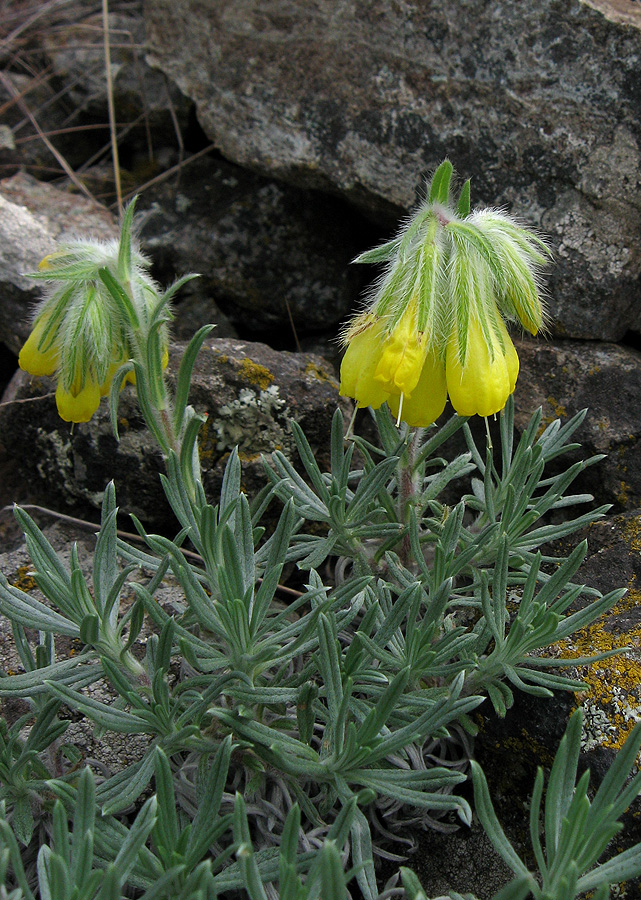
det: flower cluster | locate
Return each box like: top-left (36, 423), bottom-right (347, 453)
top-left (340, 161), bottom-right (549, 427)
top-left (19, 215), bottom-right (168, 424)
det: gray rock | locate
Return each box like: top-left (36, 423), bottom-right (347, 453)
top-left (41, 5), bottom-right (191, 146)
top-left (143, 0), bottom-right (641, 341)
top-left (0, 172), bottom-right (118, 355)
top-left (513, 336), bottom-right (641, 513)
top-left (0, 337), bottom-right (345, 529)
top-left (139, 156), bottom-right (365, 338)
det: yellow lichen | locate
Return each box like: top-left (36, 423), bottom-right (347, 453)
top-left (238, 359), bottom-right (274, 390)
top-left (304, 361), bottom-right (338, 387)
top-left (616, 481), bottom-right (631, 507)
top-left (622, 516), bottom-right (641, 553)
top-left (197, 418), bottom-right (215, 463)
top-left (11, 565), bottom-right (37, 592)
top-left (238, 451), bottom-right (260, 463)
top-left (546, 396), bottom-right (567, 419)
top-left (502, 731), bottom-right (555, 768)
top-left (554, 589), bottom-right (641, 752)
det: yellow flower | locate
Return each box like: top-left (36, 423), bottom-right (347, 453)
top-left (446, 315), bottom-right (519, 417)
top-left (55, 376), bottom-right (101, 424)
top-left (374, 298), bottom-right (428, 398)
top-left (386, 347), bottom-right (447, 427)
top-left (339, 316), bottom-right (391, 410)
top-left (18, 315), bottom-right (59, 377)
top-left (340, 303), bottom-right (448, 428)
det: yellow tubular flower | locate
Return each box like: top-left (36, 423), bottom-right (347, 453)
top-left (497, 315), bottom-right (519, 393)
top-left (340, 318), bottom-right (390, 410)
top-left (55, 376), bottom-right (101, 424)
top-left (446, 316), bottom-right (518, 417)
top-left (18, 315), bottom-right (59, 377)
top-left (374, 298), bottom-right (427, 398)
top-left (387, 347), bottom-right (447, 427)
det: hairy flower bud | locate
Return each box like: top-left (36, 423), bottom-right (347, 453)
top-left (19, 201), bottom-right (170, 424)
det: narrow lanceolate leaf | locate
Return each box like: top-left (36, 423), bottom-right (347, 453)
top-left (470, 761), bottom-right (531, 880)
top-left (0, 659), bottom-right (102, 697)
top-left (116, 197), bottom-right (136, 281)
top-left (45, 681), bottom-right (152, 733)
top-left (112, 795), bottom-right (158, 879)
top-left (173, 323), bottom-right (215, 433)
top-left (319, 841), bottom-right (347, 899)
top-left (400, 867), bottom-right (428, 900)
top-left (316, 614), bottom-right (343, 725)
top-left (577, 843), bottom-right (641, 892)
top-left (456, 178), bottom-right (471, 218)
top-left (98, 267), bottom-right (140, 329)
top-left (13, 508), bottom-right (72, 596)
top-left (93, 483), bottom-right (118, 618)
top-left (0, 576), bottom-right (80, 636)
top-left (416, 239), bottom-right (441, 337)
top-left (352, 236), bottom-right (402, 265)
top-left (186, 736), bottom-right (233, 867)
top-left (429, 159), bottom-right (454, 205)
top-left (233, 794), bottom-right (270, 900)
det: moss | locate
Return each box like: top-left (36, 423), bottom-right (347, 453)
top-left (238, 359), bottom-right (274, 390)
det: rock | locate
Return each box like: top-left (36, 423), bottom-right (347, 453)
top-left (0, 337), bottom-right (346, 529)
top-left (38, 5), bottom-right (192, 154)
top-left (144, 0), bottom-right (641, 341)
top-left (138, 155), bottom-right (367, 340)
top-left (0, 172), bottom-right (118, 355)
top-left (0, 72), bottom-right (80, 176)
top-left (553, 509), bottom-right (641, 761)
top-left (513, 335), bottom-right (641, 513)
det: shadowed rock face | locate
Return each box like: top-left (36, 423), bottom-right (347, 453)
top-left (143, 0), bottom-right (641, 341)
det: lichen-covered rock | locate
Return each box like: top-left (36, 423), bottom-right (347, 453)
top-left (0, 173), bottom-right (118, 355)
top-left (139, 156), bottom-right (366, 338)
top-left (513, 336), bottom-right (641, 512)
top-left (144, 0), bottom-right (641, 341)
top-left (0, 337), bottom-right (346, 529)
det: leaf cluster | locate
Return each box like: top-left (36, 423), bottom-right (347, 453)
top-left (0, 400), bottom-right (638, 899)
